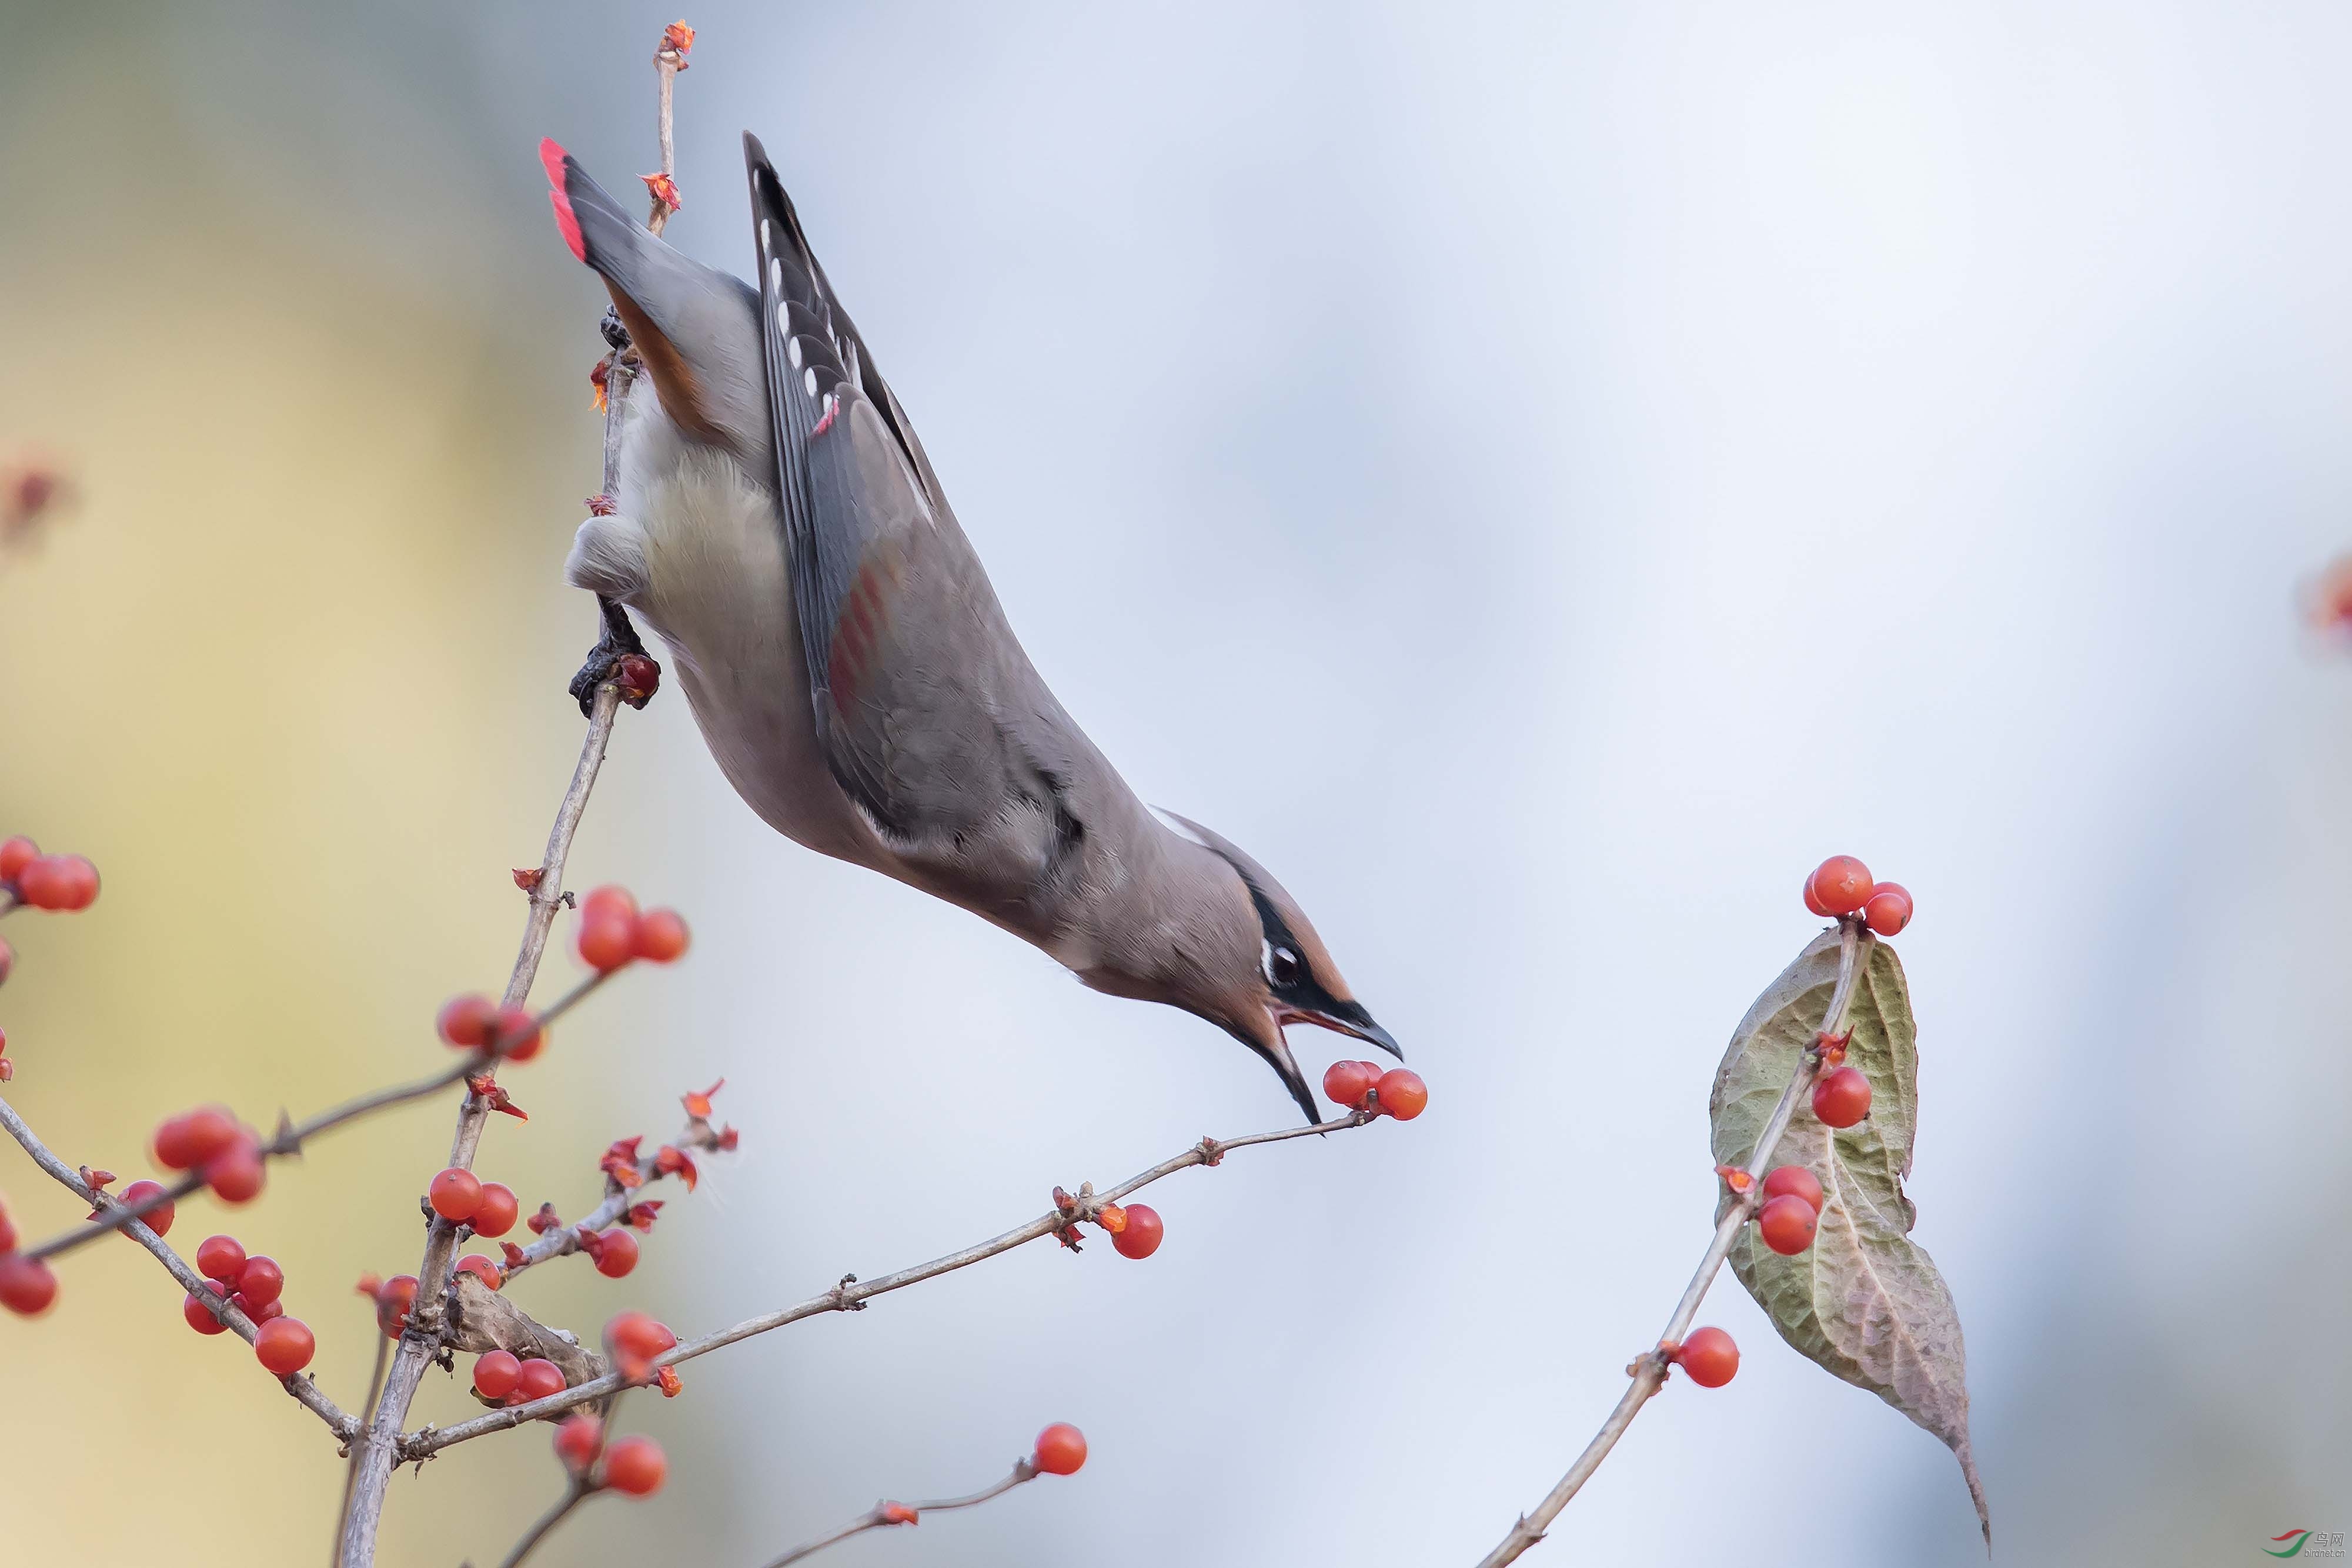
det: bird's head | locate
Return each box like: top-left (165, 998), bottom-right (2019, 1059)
top-left (1122, 810), bottom-right (1401, 1126)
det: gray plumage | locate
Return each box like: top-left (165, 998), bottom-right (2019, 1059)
top-left (543, 134), bottom-right (1396, 1122)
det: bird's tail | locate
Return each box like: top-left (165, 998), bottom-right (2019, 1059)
top-left (539, 138), bottom-right (646, 281)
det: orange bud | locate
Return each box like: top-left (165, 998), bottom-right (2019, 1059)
top-left (662, 20), bottom-right (696, 55)
top-left (1095, 1203), bottom-right (1128, 1235)
top-left (1713, 1164), bottom-right (1753, 1194)
top-left (513, 868), bottom-right (544, 892)
top-left (880, 1502), bottom-right (918, 1526)
top-left (642, 173), bottom-right (682, 213)
top-left (655, 1364), bottom-right (683, 1398)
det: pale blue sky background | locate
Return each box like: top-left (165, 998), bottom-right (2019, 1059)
top-left (5, 2), bottom-right (2350, 1563)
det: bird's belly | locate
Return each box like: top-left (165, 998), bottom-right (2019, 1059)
top-left (611, 436), bottom-right (885, 869)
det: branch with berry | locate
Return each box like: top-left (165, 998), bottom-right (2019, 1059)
top-left (0, 18), bottom-right (1986, 1567)
top-left (1476, 855), bottom-right (1983, 1566)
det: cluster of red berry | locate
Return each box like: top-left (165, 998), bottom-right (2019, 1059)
top-left (1753, 1165), bottom-right (1826, 1256)
top-left (152, 1105), bottom-right (269, 1202)
top-left (1802, 854), bottom-right (1911, 936)
top-left (1319, 1061), bottom-right (1429, 1119)
top-left (182, 1233), bottom-right (316, 1376)
top-left (572, 885), bottom-right (690, 974)
top-left (1, 834), bottom-right (100, 914)
top-left (553, 1414), bottom-right (669, 1496)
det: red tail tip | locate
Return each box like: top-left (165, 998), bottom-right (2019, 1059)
top-left (539, 139), bottom-right (586, 263)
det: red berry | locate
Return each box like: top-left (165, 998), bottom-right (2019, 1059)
top-left (456, 1253), bottom-right (503, 1289)
top-left (237, 1255), bottom-right (285, 1308)
top-left (437, 994), bottom-right (496, 1049)
top-left (205, 1136), bottom-right (266, 1203)
top-left (488, 1005), bottom-right (543, 1062)
top-left (0, 1209), bottom-right (13, 1253)
top-left (1802, 868), bottom-right (1832, 917)
top-left (1032, 1422), bottom-right (1088, 1476)
top-left (632, 908), bottom-right (690, 964)
top-left (592, 1228), bottom-right (639, 1278)
top-left (152, 1106), bottom-right (238, 1171)
top-left (1812, 1066), bottom-right (1872, 1129)
top-left (235, 1292), bottom-right (286, 1323)
top-left (515, 1357), bottom-right (566, 1402)
top-left (121, 1179), bottom-right (176, 1238)
top-left (1808, 856), bottom-right (1873, 916)
top-left (0, 1255), bottom-right (59, 1316)
top-left (607, 1312), bottom-right (677, 1364)
top-left (377, 1275), bottom-right (419, 1339)
top-left (1674, 1326), bottom-right (1739, 1388)
top-left (1758, 1194), bottom-right (1819, 1255)
top-left (0, 835), bottom-right (38, 882)
top-left (554, 1413), bottom-right (603, 1470)
top-left (580, 885), bottom-right (637, 925)
top-left (472, 1182), bottom-right (520, 1238)
top-left (183, 1285), bottom-right (232, 1335)
top-left (18, 854), bottom-right (99, 911)
top-left (473, 1349), bottom-right (523, 1399)
top-left (1375, 1068), bottom-right (1428, 1121)
top-left (1322, 1059), bottom-right (1378, 1108)
top-left (195, 1233), bottom-right (248, 1283)
top-left (428, 1167), bottom-right (483, 1222)
top-left (1863, 881), bottom-right (1912, 937)
top-left (614, 654), bottom-right (661, 701)
top-left (1112, 1203), bottom-right (1164, 1260)
top-left (254, 1316), bottom-right (315, 1376)
top-left (1759, 1165), bottom-right (1824, 1215)
top-left (576, 912), bottom-right (636, 973)
top-left (603, 1435), bottom-right (666, 1497)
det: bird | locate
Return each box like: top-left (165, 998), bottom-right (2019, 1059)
top-left (537, 133), bottom-right (1397, 1124)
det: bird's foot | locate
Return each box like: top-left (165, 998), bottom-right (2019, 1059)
top-left (568, 598), bottom-right (660, 716)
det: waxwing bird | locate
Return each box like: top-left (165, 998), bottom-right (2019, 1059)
top-left (539, 133), bottom-right (1397, 1124)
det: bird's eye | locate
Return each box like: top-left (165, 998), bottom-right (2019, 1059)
top-left (1267, 945), bottom-right (1302, 988)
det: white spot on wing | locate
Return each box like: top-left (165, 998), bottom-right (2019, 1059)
top-left (803, 368), bottom-right (818, 398)
top-left (760, 219), bottom-right (771, 249)
top-left (787, 337), bottom-right (803, 370)
top-left (769, 259), bottom-right (782, 292)
top-left (775, 302), bottom-right (790, 334)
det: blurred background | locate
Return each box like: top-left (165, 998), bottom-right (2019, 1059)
top-left (4, 1), bottom-right (2349, 1563)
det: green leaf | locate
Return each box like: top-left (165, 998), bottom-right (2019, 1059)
top-left (1709, 930), bottom-right (1989, 1544)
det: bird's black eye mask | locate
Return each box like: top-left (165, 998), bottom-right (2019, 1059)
top-left (1229, 866), bottom-right (1346, 1017)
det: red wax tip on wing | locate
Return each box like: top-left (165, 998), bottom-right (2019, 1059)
top-left (539, 139), bottom-right (587, 263)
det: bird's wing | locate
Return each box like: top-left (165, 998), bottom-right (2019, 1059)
top-left (741, 135), bottom-right (1083, 877)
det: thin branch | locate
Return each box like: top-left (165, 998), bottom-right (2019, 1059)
top-left (1471, 918), bottom-right (1866, 1568)
top-left (495, 1112), bottom-right (723, 1287)
top-left (337, 36), bottom-right (681, 1551)
top-left (760, 1462), bottom-right (1038, 1568)
top-left (645, 30), bottom-right (686, 235)
top-left (334, 1330), bottom-right (393, 1557)
top-left (497, 1480), bottom-right (593, 1568)
top-left (14, 972), bottom-right (609, 1264)
top-left (405, 1109), bottom-right (1379, 1457)
top-left (0, 1095), bottom-right (359, 1438)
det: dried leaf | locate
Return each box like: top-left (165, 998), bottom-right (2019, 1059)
top-left (1709, 930), bottom-right (1988, 1543)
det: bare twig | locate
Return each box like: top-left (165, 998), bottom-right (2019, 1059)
top-left (497, 1480), bottom-right (592, 1568)
top-left (496, 1112), bottom-right (724, 1287)
top-left (644, 28), bottom-right (687, 235)
top-left (15, 972), bottom-right (609, 1264)
top-left (1472, 917), bottom-right (1866, 1568)
top-left (760, 1462), bottom-right (1038, 1567)
top-left (0, 1096), bottom-right (359, 1438)
top-left (406, 1111), bottom-right (1379, 1457)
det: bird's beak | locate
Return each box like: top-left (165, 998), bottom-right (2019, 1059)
top-left (1278, 998), bottom-right (1404, 1062)
top-left (1225, 1012), bottom-right (1323, 1128)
